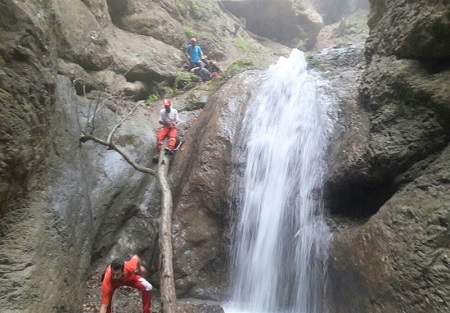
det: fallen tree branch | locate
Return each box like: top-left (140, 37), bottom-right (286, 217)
top-left (107, 102), bottom-right (139, 143)
top-left (79, 134), bottom-right (156, 176)
top-left (157, 151), bottom-right (177, 313)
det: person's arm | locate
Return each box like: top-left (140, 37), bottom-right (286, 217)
top-left (185, 46), bottom-right (191, 59)
top-left (99, 303), bottom-right (108, 313)
top-left (100, 277), bottom-right (112, 313)
top-left (160, 119), bottom-right (173, 126)
top-left (130, 254), bottom-right (147, 275)
top-left (198, 46), bottom-right (204, 59)
top-left (174, 110), bottom-right (180, 124)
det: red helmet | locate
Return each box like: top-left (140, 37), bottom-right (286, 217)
top-left (163, 99), bottom-right (171, 106)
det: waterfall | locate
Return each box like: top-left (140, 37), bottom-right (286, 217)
top-left (226, 49), bottom-right (334, 313)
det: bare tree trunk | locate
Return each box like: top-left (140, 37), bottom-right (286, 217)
top-left (157, 151), bottom-right (177, 313)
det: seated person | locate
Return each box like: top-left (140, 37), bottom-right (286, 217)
top-left (190, 66), bottom-right (212, 81)
top-left (201, 55), bottom-right (221, 74)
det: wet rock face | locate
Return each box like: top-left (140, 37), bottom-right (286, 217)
top-left (366, 0), bottom-right (450, 60)
top-left (0, 0), bottom-right (57, 217)
top-left (329, 146), bottom-right (450, 312)
top-left (326, 0), bottom-right (450, 312)
top-left (169, 71), bottom-right (264, 299)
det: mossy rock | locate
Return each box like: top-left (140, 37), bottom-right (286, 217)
top-left (173, 71), bottom-right (199, 90)
top-left (182, 92), bottom-right (207, 111)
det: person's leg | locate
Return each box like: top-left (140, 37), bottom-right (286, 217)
top-left (156, 126), bottom-right (170, 152)
top-left (126, 275), bottom-right (153, 313)
top-left (167, 128), bottom-right (178, 149)
top-left (141, 286), bottom-right (152, 313)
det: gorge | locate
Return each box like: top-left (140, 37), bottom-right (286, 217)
top-left (0, 1), bottom-right (449, 313)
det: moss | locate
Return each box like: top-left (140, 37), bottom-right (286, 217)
top-left (173, 71), bottom-right (199, 90)
top-left (183, 93), bottom-right (206, 111)
top-left (205, 59), bottom-right (255, 94)
top-left (223, 59), bottom-right (255, 77)
top-left (234, 37), bottom-right (259, 55)
top-left (183, 26), bottom-right (196, 39)
top-left (162, 86), bottom-right (175, 95)
top-left (147, 93), bottom-right (159, 103)
top-left (189, 1), bottom-right (206, 20)
top-left (175, 0), bottom-right (191, 17)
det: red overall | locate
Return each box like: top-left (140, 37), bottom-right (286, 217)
top-left (156, 125), bottom-right (177, 152)
top-left (101, 256), bottom-right (152, 313)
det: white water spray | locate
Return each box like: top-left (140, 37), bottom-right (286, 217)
top-left (227, 50), bottom-right (334, 313)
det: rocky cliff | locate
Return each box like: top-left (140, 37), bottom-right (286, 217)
top-left (326, 1), bottom-right (450, 312)
top-left (2, 0), bottom-right (449, 313)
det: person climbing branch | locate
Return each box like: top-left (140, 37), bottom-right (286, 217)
top-left (99, 255), bottom-right (152, 313)
top-left (156, 99), bottom-right (179, 154)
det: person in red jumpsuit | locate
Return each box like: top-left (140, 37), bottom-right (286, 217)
top-left (100, 255), bottom-right (152, 313)
top-left (156, 98), bottom-right (179, 153)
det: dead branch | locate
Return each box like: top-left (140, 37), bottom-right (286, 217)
top-left (107, 102), bottom-right (139, 142)
top-left (157, 150), bottom-right (177, 313)
top-left (79, 134), bottom-right (156, 176)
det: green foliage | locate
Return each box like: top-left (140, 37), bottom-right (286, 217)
top-left (147, 93), bottom-right (159, 103)
top-left (224, 59), bottom-right (255, 77)
top-left (162, 86), bottom-right (175, 95)
top-left (173, 71), bottom-right (199, 90)
top-left (205, 59), bottom-right (255, 93)
top-left (234, 37), bottom-right (259, 55)
top-left (183, 92), bottom-right (206, 111)
top-left (175, 0), bottom-right (189, 12)
top-left (183, 26), bottom-right (196, 39)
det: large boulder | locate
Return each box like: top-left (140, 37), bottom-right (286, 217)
top-left (169, 70), bottom-right (265, 299)
top-left (221, 0), bottom-right (323, 49)
top-left (107, 0), bottom-right (187, 48)
top-left (329, 145), bottom-right (450, 312)
top-left (0, 0), bottom-right (57, 216)
top-left (326, 55), bottom-right (450, 216)
top-left (313, 0), bottom-right (370, 24)
top-left (325, 1), bottom-right (450, 312)
top-left (366, 0), bottom-right (450, 60)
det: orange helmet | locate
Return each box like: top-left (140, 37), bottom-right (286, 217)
top-left (163, 99), bottom-right (171, 106)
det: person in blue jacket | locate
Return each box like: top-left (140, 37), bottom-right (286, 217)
top-left (185, 37), bottom-right (204, 69)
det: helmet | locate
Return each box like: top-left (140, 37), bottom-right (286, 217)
top-left (163, 99), bottom-right (171, 106)
top-left (190, 37), bottom-right (197, 43)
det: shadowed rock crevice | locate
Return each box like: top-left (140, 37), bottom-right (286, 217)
top-left (325, 180), bottom-right (396, 218)
top-left (106, 0), bottom-right (128, 26)
top-left (419, 57), bottom-right (450, 74)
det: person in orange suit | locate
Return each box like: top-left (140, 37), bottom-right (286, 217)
top-left (99, 255), bottom-right (152, 313)
top-left (156, 98), bottom-right (179, 153)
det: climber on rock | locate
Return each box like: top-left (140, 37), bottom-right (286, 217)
top-left (99, 255), bottom-right (152, 313)
top-left (156, 98), bottom-right (179, 155)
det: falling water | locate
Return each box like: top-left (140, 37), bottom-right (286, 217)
top-left (226, 49), bottom-right (334, 313)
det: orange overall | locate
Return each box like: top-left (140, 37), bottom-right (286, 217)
top-left (156, 125), bottom-right (177, 152)
top-left (101, 256), bottom-right (152, 313)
